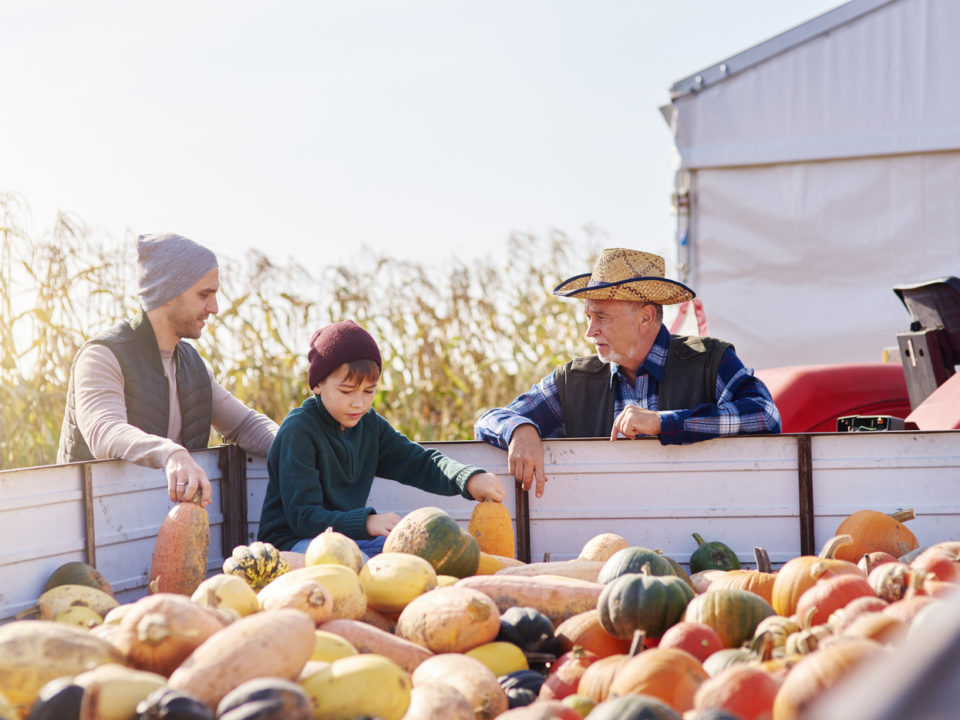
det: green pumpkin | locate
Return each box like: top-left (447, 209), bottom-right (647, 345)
top-left (689, 533), bottom-right (741, 573)
top-left (597, 546), bottom-right (679, 584)
top-left (586, 695), bottom-right (682, 720)
top-left (597, 567), bottom-right (695, 641)
top-left (383, 506), bottom-right (480, 578)
top-left (683, 588), bottom-right (776, 649)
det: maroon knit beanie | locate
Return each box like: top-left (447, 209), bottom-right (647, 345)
top-left (307, 320), bottom-right (382, 388)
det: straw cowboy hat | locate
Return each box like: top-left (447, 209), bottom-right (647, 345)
top-left (552, 248), bottom-right (695, 305)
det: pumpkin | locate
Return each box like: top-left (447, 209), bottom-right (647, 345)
top-left (300, 653), bottom-right (411, 720)
top-left (689, 533), bottom-right (741, 573)
top-left (910, 545), bottom-right (960, 583)
top-left (497, 606), bottom-right (564, 657)
top-left (73, 664), bottom-right (168, 720)
top-left (575, 653), bottom-right (629, 703)
top-left (468, 499), bottom-right (516, 558)
top-left (657, 622), bottom-right (724, 663)
top-left (411, 653), bottom-right (508, 720)
top-left (826, 595), bottom-right (888, 634)
top-left (554, 609), bottom-right (631, 658)
top-left (586, 695), bottom-right (683, 720)
top-left (577, 533), bottom-right (629, 562)
top-left (113, 593), bottom-right (227, 676)
top-left (840, 611), bottom-right (906, 644)
top-left (608, 647), bottom-right (708, 713)
top-left (498, 669), bottom-right (546, 708)
top-left (223, 541), bottom-right (290, 591)
top-left (866, 561), bottom-right (912, 603)
top-left (403, 682), bottom-right (474, 720)
top-left (833, 508), bottom-right (919, 562)
top-left (857, 551), bottom-right (898, 574)
top-left (396, 586), bottom-right (501, 654)
top-left (538, 647), bottom-right (598, 701)
top-left (304, 529), bottom-right (364, 573)
top-left (597, 566), bottom-right (694, 641)
top-left (215, 678), bottom-right (312, 720)
top-left (465, 641), bottom-right (529, 677)
top-left (384, 507), bottom-right (480, 578)
top-left (772, 637), bottom-right (881, 720)
top-left (22, 677), bottom-right (84, 720)
top-left (597, 547), bottom-right (676, 584)
top-left (148, 500), bottom-right (209, 596)
top-left (682, 589), bottom-right (776, 649)
top-left (43, 561), bottom-right (115, 598)
top-left (692, 664), bottom-right (780, 720)
top-left (709, 569), bottom-right (776, 604)
top-left (358, 552), bottom-right (437, 614)
top-left (0, 620), bottom-right (124, 711)
top-left (190, 574), bottom-right (260, 617)
top-left (167, 608), bottom-right (315, 710)
top-left (258, 564), bottom-right (365, 620)
top-left (318, 619), bottom-right (432, 674)
top-left (701, 647), bottom-right (754, 677)
top-left (135, 687), bottom-right (215, 720)
top-left (793, 573), bottom-right (876, 627)
top-left (456, 574), bottom-right (603, 626)
top-left (770, 535), bottom-right (864, 617)
top-left (256, 577), bottom-right (334, 624)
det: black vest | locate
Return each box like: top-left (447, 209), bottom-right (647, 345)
top-left (554, 335), bottom-right (732, 438)
top-left (57, 310), bottom-right (213, 463)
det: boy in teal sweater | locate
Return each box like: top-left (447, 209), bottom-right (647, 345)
top-left (258, 320), bottom-right (506, 556)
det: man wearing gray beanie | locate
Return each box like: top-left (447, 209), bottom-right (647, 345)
top-left (58, 233), bottom-right (278, 507)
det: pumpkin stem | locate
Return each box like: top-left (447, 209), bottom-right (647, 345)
top-left (818, 534), bottom-right (854, 559)
top-left (640, 562), bottom-right (652, 577)
top-left (753, 546), bottom-right (773, 573)
top-left (692, 533), bottom-right (706, 547)
top-left (138, 612), bottom-right (171, 645)
top-left (543, 551), bottom-right (551, 562)
top-left (890, 509), bottom-right (916, 523)
top-left (862, 554), bottom-right (874, 575)
top-left (629, 629), bottom-right (646, 657)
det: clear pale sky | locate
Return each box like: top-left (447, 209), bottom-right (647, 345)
top-left (1, 1), bottom-right (842, 271)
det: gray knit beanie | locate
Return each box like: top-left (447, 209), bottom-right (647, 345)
top-left (136, 233), bottom-right (219, 311)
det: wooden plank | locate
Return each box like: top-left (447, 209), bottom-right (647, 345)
top-left (82, 464), bottom-right (96, 566)
top-left (797, 434), bottom-right (815, 555)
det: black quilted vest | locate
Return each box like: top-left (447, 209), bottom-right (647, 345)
top-left (554, 335), bottom-right (731, 438)
top-left (57, 310), bottom-right (212, 463)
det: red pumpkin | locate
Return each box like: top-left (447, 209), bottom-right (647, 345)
top-left (693, 663), bottom-right (781, 720)
top-left (539, 647), bottom-right (598, 701)
top-left (910, 547), bottom-right (960, 584)
top-left (794, 573), bottom-right (875, 627)
top-left (657, 622), bottom-right (724, 663)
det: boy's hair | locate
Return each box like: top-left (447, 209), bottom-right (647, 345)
top-left (341, 357), bottom-right (381, 385)
top-left (308, 320), bottom-right (382, 387)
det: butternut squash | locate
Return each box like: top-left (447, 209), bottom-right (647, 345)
top-left (148, 500), bottom-right (209, 596)
top-left (455, 574), bottom-right (604, 625)
top-left (495, 559), bottom-right (603, 583)
top-left (167, 608), bottom-right (315, 709)
top-left (0, 620), bottom-right (124, 713)
top-left (317, 619), bottom-right (432, 674)
top-left (257, 578), bottom-right (334, 624)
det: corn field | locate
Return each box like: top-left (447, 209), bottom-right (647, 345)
top-left (0, 193), bottom-right (600, 470)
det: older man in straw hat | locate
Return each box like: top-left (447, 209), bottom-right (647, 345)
top-left (474, 248), bottom-right (780, 498)
top-left (58, 233), bottom-right (278, 507)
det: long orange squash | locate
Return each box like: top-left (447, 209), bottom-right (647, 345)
top-left (148, 500), bottom-right (209, 596)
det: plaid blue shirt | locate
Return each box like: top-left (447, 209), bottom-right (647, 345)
top-left (474, 324), bottom-right (781, 447)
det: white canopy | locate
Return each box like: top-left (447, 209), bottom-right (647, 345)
top-left (664, 0), bottom-right (960, 369)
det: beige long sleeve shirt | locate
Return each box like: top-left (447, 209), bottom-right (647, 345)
top-left (73, 344), bottom-right (278, 468)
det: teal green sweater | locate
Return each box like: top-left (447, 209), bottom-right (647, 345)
top-left (257, 394), bottom-right (484, 550)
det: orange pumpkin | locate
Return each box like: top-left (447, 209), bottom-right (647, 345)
top-left (771, 535), bottom-right (863, 617)
top-left (658, 621), bottom-right (724, 663)
top-left (833, 509), bottom-right (919, 562)
top-left (710, 569), bottom-right (776, 604)
top-left (576, 654), bottom-right (629, 703)
top-left (553, 610), bottom-right (631, 658)
top-left (607, 647), bottom-right (708, 713)
top-left (772, 637), bottom-right (881, 720)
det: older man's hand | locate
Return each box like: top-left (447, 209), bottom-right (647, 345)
top-left (611, 405), bottom-right (661, 440)
top-left (507, 424), bottom-right (548, 498)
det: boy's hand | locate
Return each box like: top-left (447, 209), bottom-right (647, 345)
top-left (366, 512), bottom-right (402, 537)
top-left (466, 472), bottom-right (506, 502)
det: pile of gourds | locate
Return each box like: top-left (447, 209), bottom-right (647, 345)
top-left (1, 501), bottom-right (957, 720)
